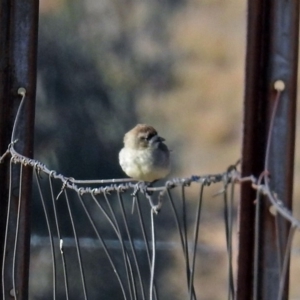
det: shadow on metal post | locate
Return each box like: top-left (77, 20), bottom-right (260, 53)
top-left (0, 0), bottom-right (39, 299)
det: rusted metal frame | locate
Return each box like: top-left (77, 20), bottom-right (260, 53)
top-left (0, 0), bottom-right (39, 299)
top-left (0, 2), bottom-right (12, 298)
top-left (236, 0), bottom-right (299, 300)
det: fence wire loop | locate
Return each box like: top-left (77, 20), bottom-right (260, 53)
top-left (56, 179), bottom-right (69, 200)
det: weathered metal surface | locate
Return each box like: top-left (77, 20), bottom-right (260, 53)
top-left (0, 0), bottom-right (39, 299)
top-left (237, 0), bottom-right (299, 299)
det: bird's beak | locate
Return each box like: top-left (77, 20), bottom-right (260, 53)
top-left (150, 135), bottom-right (165, 144)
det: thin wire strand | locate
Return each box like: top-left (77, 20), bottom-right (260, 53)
top-left (11, 88), bottom-right (26, 144)
top-left (135, 194), bottom-right (158, 300)
top-left (189, 181), bottom-right (205, 300)
top-left (166, 188), bottom-right (185, 250)
top-left (2, 158), bottom-right (14, 299)
top-left (264, 89), bottom-right (281, 173)
top-left (181, 185), bottom-right (193, 298)
top-left (264, 89), bottom-right (285, 274)
top-left (228, 178), bottom-right (235, 298)
top-left (166, 188), bottom-right (196, 299)
top-left (149, 208), bottom-right (156, 300)
top-left (49, 175), bottom-right (70, 300)
top-left (117, 190), bottom-right (145, 300)
top-left (275, 213), bottom-right (283, 271)
top-left (12, 163), bottom-right (23, 300)
top-left (262, 88), bottom-right (299, 298)
top-left (77, 192), bottom-right (128, 300)
top-left (253, 185), bottom-right (263, 300)
top-left (92, 192), bottom-right (134, 300)
top-left (34, 168), bottom-right (56, 300)
top-left (222, 177), bottom-right (235, 299)
top-left (277, 224), bottom-right (296, 300)
top-left (64, 189), bottom-right (88, 300)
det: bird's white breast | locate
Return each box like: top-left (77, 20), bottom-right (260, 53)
top-left (119, 147), bottom-right (170, 182)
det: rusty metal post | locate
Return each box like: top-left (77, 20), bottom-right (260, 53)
top-left (0, 0), bottom-right (39, 299)
top-left (236, 0), bottom-right (299, 299)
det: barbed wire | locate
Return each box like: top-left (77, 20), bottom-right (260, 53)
top-left (1, 134), bottom-right (298, 230)
top-left (1, 86), bottom-right (300, 299)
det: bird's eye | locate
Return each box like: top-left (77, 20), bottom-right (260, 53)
top-left (146, 133), bottom-right (155, 140)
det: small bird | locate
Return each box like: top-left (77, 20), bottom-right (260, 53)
top-left (119, 124), bottom-right (170, 182)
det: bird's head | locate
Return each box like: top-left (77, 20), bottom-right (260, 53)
top-left (124, 124), bottom-right (165, 150)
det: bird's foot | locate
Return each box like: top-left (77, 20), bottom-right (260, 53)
top-left (131, 181), bottom-right (148, 213)
top-left (131, 181), bottom-right (160, 213)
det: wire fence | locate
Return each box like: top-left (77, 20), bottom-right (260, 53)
top-left (0, 87), bottom-right (299, 299)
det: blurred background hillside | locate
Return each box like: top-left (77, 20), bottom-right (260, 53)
top-left (36, 0), bottom-right (245, 178)
top-left (29, 0), bottom-right (300, 299)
